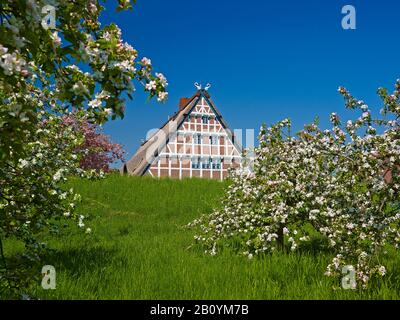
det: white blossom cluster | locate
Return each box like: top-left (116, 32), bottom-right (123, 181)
top-left (189, 81), bottom-right (400, 288)
top-left (0, 45), bottom-right (27, 76)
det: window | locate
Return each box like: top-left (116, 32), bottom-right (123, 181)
top-left (191, 157), bottom-right (200, 169)
top-left (210, 135), bottom-right (218, 145)
top-left (212, 158), bottom-right (221, 170)
top-left (202, 158), bottom-right (211, 169)
top-left (193, 134), bottom-right (202, 144)
top-left (202, 116), bottom-right (209, 124)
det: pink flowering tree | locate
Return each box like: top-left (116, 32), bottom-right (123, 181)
top-left (63, 115), bottom-right (125, 172)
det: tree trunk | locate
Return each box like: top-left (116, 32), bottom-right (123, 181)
top-left (277, 224), bottom-right (284, 251)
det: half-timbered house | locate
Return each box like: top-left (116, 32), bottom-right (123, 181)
top-left (121, 86), bottom-right (242, 180)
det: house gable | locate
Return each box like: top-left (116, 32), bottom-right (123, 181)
top-left (122, 89), bottom-right (242, 180)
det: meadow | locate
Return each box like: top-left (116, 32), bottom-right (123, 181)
top-left (3, 175), bottom-right (400, 299)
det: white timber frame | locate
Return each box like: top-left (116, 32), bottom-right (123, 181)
top-left (148, 95), bottom-right (241, 180)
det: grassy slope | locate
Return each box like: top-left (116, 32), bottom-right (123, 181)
top-left (4, 175), bottom-right (400, 299)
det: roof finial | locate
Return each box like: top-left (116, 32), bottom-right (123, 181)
top-left (204, 83), bottom-right (211, 91)
top-left (194, 82), bottom-right (202, 90)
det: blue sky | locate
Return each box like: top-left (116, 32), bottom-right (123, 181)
top-left (100, 0), bottom-right (400, 164)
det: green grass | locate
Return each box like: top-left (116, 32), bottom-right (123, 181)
top-left (3, 175), bottom-right (400, 299)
